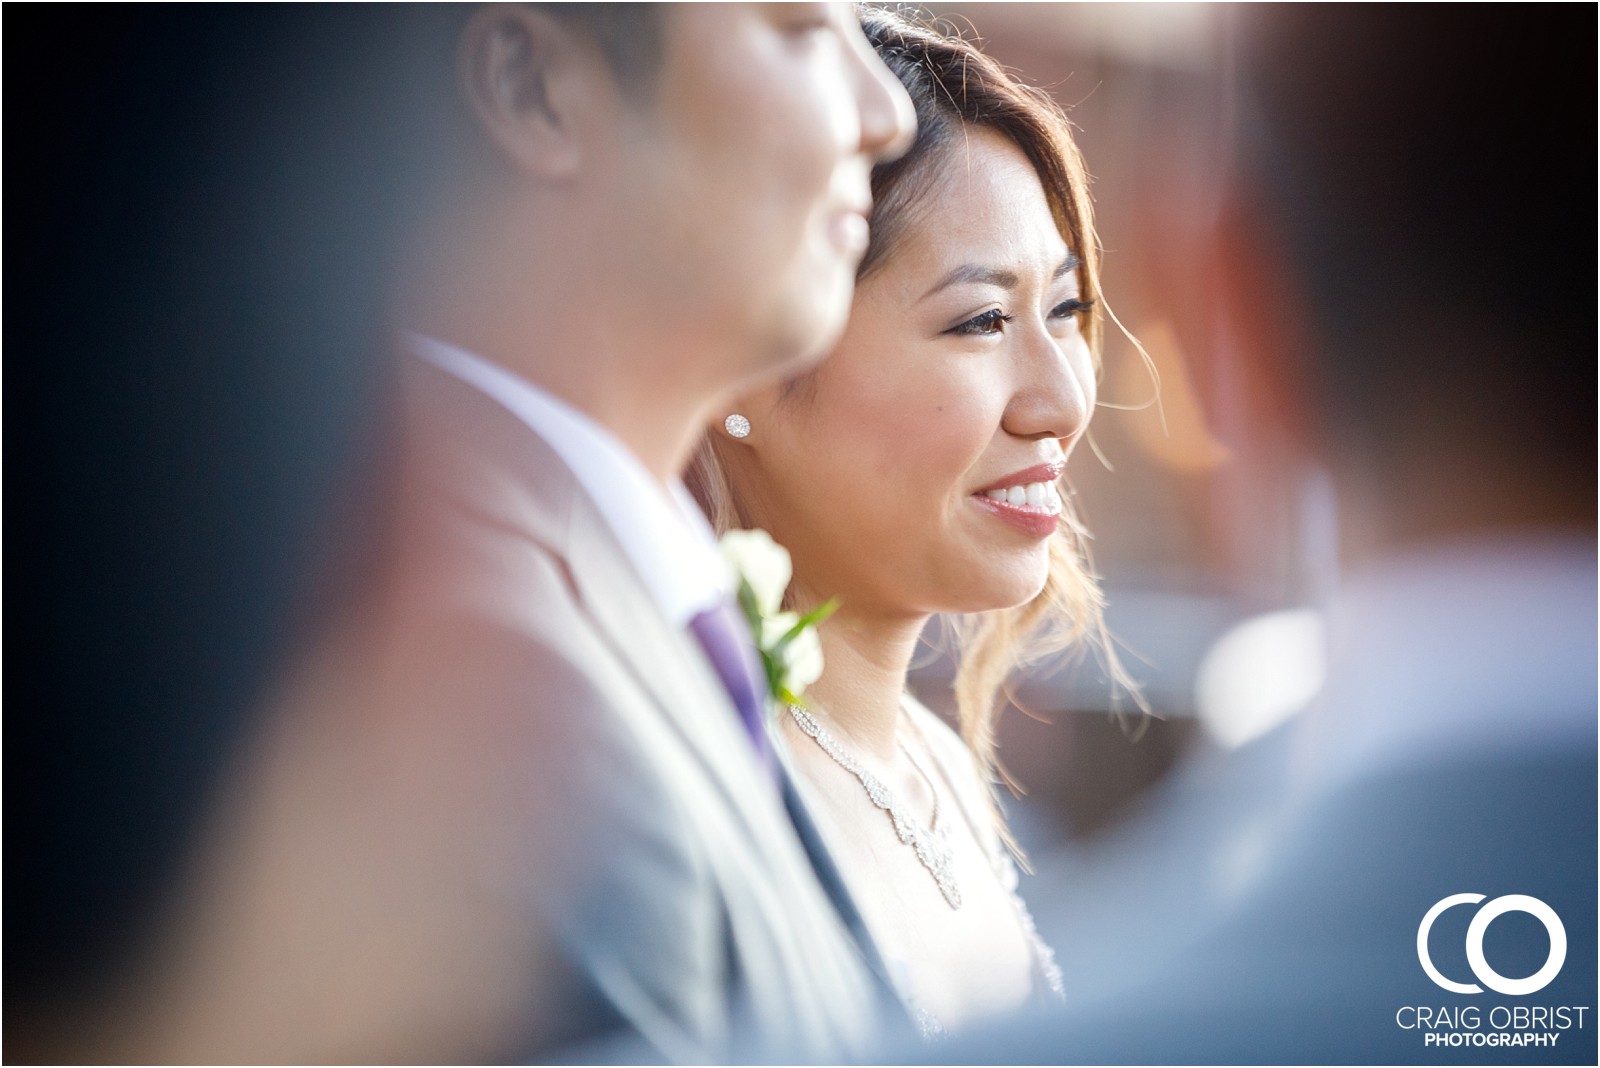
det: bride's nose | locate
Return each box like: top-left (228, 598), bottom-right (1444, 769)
top-left (1001, 328), bottom-right (1092, 446)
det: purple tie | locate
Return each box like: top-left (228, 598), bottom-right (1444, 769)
top-left (687, 599), bottom-right (774, 774)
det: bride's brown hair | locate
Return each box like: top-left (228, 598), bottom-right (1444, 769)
top-left (688, 6), bottom-right (1133, 851)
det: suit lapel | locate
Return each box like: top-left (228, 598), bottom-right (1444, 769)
top-left (403, 359), bottom-right (798, 858)
top-left (561, 490), bottom-right (783, 824)
top-left (404, 358), bottom-right (903, 1019)
top-left (562, 481), bottom-right (907, 1020)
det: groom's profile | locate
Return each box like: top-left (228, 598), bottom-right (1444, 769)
top-left (210, 4), bottom-right (917, 1063)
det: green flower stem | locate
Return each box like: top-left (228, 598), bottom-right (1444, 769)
top-left (767, 598), bottom-right (839, 661)
top-left (730, 580), bottom-right (840, 710)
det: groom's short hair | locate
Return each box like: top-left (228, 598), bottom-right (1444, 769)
top-left (404, 4), bottom-right (664, 196)
top-left (534, 3), bottom-right (663, 97)
top-left (422, 4), bottom-right (664, 101)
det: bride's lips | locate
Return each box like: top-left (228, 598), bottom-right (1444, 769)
top-left (970, 461), bottom-right (1066, 539)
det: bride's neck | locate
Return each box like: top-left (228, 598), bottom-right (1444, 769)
top-left (800, 603), bottom-right (928, 764)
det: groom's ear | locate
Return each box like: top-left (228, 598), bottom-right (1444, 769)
top-left (457, 4), bottom-right (608, 181)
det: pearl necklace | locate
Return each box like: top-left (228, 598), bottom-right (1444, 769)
top-left (787, 703), bottom-right (962, 909)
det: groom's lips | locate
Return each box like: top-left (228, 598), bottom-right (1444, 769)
top-left (828, 196), bottom-right (873, 256)
top-left (828, 209), bottom-right (870, 255)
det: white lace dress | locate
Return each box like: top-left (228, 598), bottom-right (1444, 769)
top-left (892, 694), bottom-right (1065, 1040)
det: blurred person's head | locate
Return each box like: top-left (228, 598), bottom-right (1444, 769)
top-left (402, 3), bottom-right (915, 473)
top-left (1221, 6), bottom-right (1594, 552)
top-left (690, 7), bottom-right (1120, 801)
top-left (6, 6), bottom-right (429, 1048)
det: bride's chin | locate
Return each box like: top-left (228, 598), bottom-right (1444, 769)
top-left (943, 559), bottom-right (1052, 614)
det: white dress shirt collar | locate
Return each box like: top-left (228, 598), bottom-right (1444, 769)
top-left (405, 332), bottom-right (731, 626)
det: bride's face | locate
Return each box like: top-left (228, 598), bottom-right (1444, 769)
top-left (729, 126), bottom-right (1095, 619)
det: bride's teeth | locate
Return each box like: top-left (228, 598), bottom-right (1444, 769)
top-left (983, 481), bottom-right (1065, 507)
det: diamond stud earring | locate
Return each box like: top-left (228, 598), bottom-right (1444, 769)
top-left (724, 414), bottom-right (751, 439)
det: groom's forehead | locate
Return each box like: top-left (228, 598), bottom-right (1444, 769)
top-left (621, 3), bottom-right (826, 91)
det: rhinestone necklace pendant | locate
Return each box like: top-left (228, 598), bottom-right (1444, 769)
top-left (915, 824), bottom-right (962, 908)
top-left (789, 703), bottom-right (963, 910)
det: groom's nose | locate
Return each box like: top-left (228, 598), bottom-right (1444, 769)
top-left (841, 13), bottom-right (917, 163)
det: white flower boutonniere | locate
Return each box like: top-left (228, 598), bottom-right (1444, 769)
top-left (719, 528), bottom-right (838, 706)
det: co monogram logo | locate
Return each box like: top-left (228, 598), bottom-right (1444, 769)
top-left (1417, 894), bottom-right (1567, 996)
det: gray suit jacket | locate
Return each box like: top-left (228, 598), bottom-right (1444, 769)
top-left (359, 361), bottom-right (893, 1061)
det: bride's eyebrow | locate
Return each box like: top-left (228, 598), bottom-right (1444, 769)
top-left (919, 253), bottom-right (1082, 303)
top-left (920, 264), bottom-right (1018, 301)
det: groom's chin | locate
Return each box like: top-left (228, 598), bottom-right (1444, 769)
top-left (756, 271), bottom-right (857, 385)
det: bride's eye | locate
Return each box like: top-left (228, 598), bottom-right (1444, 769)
top-left (775, 2), bottom-right (833, 37)
top-left (1049, 298), bottom-right (1096, 320)
top-left (950, 308), bottom-right (1014, 336)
